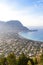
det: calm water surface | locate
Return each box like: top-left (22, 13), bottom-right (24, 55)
top-left (19, 28), bottom-right (43, 42)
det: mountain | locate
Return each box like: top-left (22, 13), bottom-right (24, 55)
top-left (0, 20), bottom-right (29, 33)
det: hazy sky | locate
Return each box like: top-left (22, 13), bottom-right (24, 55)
top-left (0, 0), bottom-right (43, 26)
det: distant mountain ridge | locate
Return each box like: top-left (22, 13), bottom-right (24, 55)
top-left (0, 20), bottom-right (29, 33)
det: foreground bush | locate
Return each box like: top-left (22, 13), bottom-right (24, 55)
top-left (7, 52), bottom-right (17, 65)
top-left (0, 52), bottom-right (43, 65)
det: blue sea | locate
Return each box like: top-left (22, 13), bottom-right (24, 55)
top-left (19, 27), bottom-right (43, 42)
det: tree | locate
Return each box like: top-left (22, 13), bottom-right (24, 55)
top-left (40, 54), bottom-right (43, 65)
top-left (27, 61), bottom-right (32, 65)
top-left (0, 57), bottom-right (7, 65)
top-left (32, 57), bottom-right (38, 65)
top-left (7, 52), bottom-right (17, 65)
top-left (17, 53), bottom-right (29, 65)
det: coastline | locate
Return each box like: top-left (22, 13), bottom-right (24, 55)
top-left (18, 32), bottom-right (43, 43)
top-left (0, 32), bottom-right (43, 57)
top-left (18, 33), bottom-right (43, 56)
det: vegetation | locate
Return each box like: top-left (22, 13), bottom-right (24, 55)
top-left (0, 52), bottom-right (43, 65)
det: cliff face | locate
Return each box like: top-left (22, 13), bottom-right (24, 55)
top-left (0, 20), bottom-right (29, 33)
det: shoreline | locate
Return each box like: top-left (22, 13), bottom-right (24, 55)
top-left (0, 32), bottom-right (43, 57)
top-left (18, 33), bottom-right (43, 56)
top-left (18, 33), bottom-right (43, 43)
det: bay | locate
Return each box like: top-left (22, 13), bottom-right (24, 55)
top-left (19, 27), bottom-right (43, 42)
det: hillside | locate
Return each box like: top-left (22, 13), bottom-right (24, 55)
top-left (0, 20), bottom-right (29, 33)
top-left (0, 20), bottom-right (43, 60)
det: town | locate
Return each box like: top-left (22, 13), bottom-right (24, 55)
top-left (0, 33), bottom-right (43, 57)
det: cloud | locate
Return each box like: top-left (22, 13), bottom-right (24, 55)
top-left (0, 0), bottom-right (43, 26)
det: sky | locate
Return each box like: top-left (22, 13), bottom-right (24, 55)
top-left (0, 0), bottom-right (43, 26)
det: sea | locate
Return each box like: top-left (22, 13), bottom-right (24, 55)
top-left (19, 26), bottom-right (43, 42)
